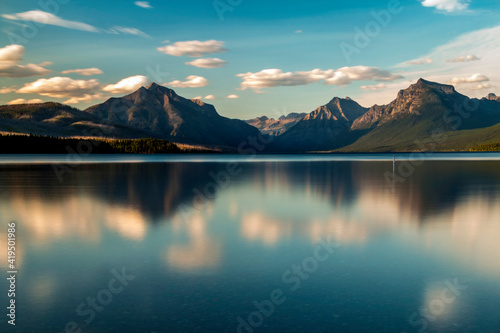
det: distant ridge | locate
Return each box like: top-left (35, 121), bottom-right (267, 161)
top-left (244, 112), bottom-right (306, 136)
top-left (1, 79), bottom-right (500, 152)
top-left (0, 102), bottom-right (152, 138)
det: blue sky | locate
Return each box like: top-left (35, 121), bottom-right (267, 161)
top-left (1, 0), bottom-right (499, 119)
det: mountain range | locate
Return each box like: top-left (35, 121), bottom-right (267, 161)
top-left (244, 113), bottom-right (306, 136)
top-left (270, 96), bottom-right (369, 151)
top-left (1, 79), bottom-right (499, 152)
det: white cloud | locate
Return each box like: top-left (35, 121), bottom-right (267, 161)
top-left (10, 75), bottom-right (154, 104)
top-left (446, 55), bottom-right (480, 62)
top-left (0, 44), bottom-right (23, 63)
top-left (0, 44), bottom-right (51, 78)
top-left (361, 83), bottom-right (387, 91)
top-left (448, 73), bottom-right (490, 85)
top-left (108, 26), bottom-right (150, 38)
top-left (226, 94), bottom-right (239, 99)
top-left (237, 69), bottom-right (325, 91)
top-left (327, 66), bottom-right (403, 84)
top-left (60, 68), bottom-right (103, 76)
top-left (16, 77), bottom-right (102, 104)
top-left (0, 63), bottom-right (50, 78)
top-left (192, 96), bottom-right (202, 100)
top-left (168, 75), bottom-right (208, 88)
top-left (158, 40), bottom-right (227, 57)
top-left (420, 0), bottom-right (469, 13)
top-left (7, 98), bottom-right (44, 105)
top-left (134, 1), bottom-right (152, 9)
top-left (237, 66), bottom-right (402, 92)
top-left (185, 58), bottom-right (227, 68)
top-left (406, 58), bottom-right (433, 65)
top-left (295, 30), bottom-right (303, 34)
top-left (102, 75), bottom-right (148, 94)
top-left (64, 94), bottom-right (104, 104)
top-left (2, 10), bottom-right (99, 32)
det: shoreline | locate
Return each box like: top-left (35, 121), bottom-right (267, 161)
top-left (1, 152), bottom-right (500, 165)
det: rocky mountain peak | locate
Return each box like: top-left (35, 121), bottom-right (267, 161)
top-left (303, 97), bottom-right (367, 123)
top-left (412, 78), bottom-right (456, 94)
top-left (352, 79), bottom-right (469, 130)
top-left (84, 83), bottom-right (259, 147)
top-left (392, 78), bottom-right (460, 109)
top-left (143, 82), bottom-right (177, 99)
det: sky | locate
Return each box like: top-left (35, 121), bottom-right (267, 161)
top-left (0, 0), bottom-right (499, 119)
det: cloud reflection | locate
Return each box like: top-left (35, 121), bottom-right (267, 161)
top-left (0, 194), bottom-right (148, 246)
top-left (166, 212), bottom-right (222, 272)
top-left (1, 160), bottom-right (499, 280)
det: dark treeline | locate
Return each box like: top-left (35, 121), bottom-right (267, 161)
top-left (108, 138), bottom-right (180, 154)
top-left (0, 134), bottom-right (181, 154)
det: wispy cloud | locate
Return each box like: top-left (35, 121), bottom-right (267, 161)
top-left (470, 83), bottom-right (492, 90)
top-left (0, 87), bottom-right (16, 94)
top-left (2, 10), bottom-right (149, 38)
top-left (237, 66), bottom-right (403, 92)
top-left (406, 58), bottom-right (433, 65)
top-left (158, 40), bottom-right (227, 57)
top-left (361, 83), bottom-right (387, 91)
top-left (108, 26), bottom-right (150, 38)
top-left (419, 0), bottom-right (470, 13)
top-left (61, 68), bottom-right (103, 76)
top-left (446, 54), bottom-right (480, 62)
top-left (0, 44), bottom-right (51, 78)
top-left (226, 94), bottom-right (239, 99)
top-left (168, 75), bottom-right (208, 88)
top-left (185, 58), bottom-right (227, 68)
top-left (2, 10), bottom-right (99, 32)
top-left (134, 1), bottom-right (153, 9)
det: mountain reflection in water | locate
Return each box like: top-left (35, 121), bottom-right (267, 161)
top-left (0, 159), bottom-right (499, 332)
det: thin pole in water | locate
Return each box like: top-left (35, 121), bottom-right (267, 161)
top-left (393, 155), bottom-right (396, 173)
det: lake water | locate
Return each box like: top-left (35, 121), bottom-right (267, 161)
top-left (1, 154), bottom-right (500, 333)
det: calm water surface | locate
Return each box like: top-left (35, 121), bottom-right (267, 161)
top-left (1, 154), bottom-right (500, 332)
